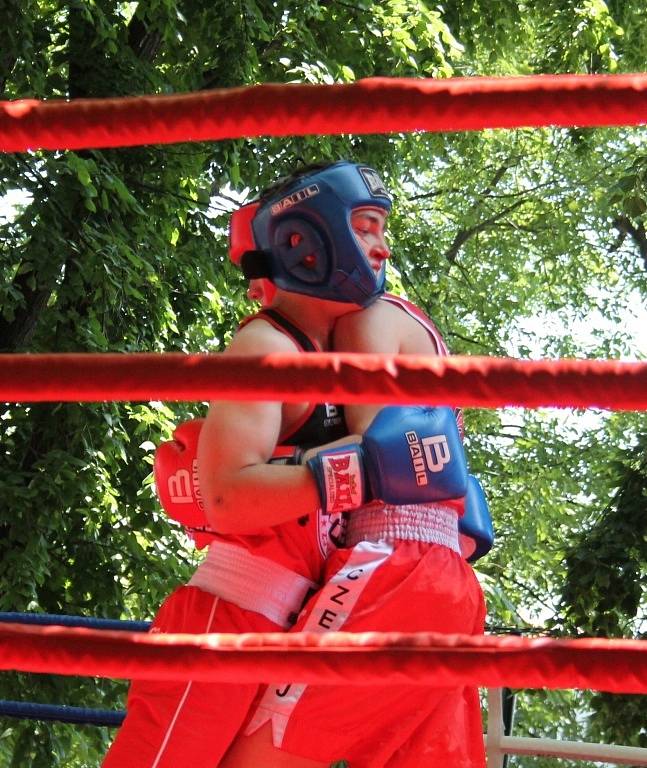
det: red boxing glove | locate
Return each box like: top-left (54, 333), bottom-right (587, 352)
top-left (154, 418), bottom-right (302, 548)
top-left (153, 418), bottom-right (215, 549)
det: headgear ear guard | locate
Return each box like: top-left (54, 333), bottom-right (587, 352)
top-left (228, 161), bottom-right (392, 306)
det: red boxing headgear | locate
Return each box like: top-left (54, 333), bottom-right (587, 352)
top-left (229, 201), bottom-right (260, 266)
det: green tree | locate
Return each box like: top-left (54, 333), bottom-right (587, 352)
top-left (1, 1), bottom-right (645, 765)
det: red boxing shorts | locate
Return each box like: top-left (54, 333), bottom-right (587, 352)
top-left (245, 540), bottom-right (486, 768)
top-left (102, 585), bottom-right (281, 768)
top-left (385, 686), bottom-right (485, 768)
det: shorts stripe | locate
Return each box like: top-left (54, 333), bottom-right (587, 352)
top-left (244, 541), bottom-right (393, 746)
top-left (150, 596), bottom-right (219, 767)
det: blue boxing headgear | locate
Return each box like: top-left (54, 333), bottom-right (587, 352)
top-left (229, 161), bottom-right (392, 306)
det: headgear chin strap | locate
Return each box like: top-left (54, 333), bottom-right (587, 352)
top-left (229, 161), bottom-right (392, 307)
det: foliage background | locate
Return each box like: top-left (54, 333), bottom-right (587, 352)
top-left (1, 1), bottom-right (645, 765)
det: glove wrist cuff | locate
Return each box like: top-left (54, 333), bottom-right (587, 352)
top-left (307, 445), bottom-right (366, 513)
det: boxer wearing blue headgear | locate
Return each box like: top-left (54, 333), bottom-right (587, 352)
top-left (229, 161), bottom-right (392, 307)
top-left (107, 157), bottom-right (487, 768)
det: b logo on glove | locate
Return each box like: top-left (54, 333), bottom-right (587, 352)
top-left (406, 431), bottom-right (451, 485)
top-left (167, 462), bottom-right (202, 507)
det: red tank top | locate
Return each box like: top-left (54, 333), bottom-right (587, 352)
top-left (381, 294), bottom-right (464, 437)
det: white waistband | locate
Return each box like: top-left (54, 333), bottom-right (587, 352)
top-left (345, 503), bottom-right (461, 553)
top-left (188, 541), bottom-right (317, 628)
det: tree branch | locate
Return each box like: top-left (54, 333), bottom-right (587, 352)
top-left (497, 568), bottom-right (560, 618)
top-left (443, 199), bottom-right (527, 263)
top-left (127, 5), bottom-right (163, 62)
top-left (0, 53), bottom-right (17, 95)
top-left (612, 215), bottom-right (647, 270)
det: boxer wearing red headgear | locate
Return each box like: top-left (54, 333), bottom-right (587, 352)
top-left (103, 162), bottom-right (383, 767)
top-left (102, 301), bottom-right (350, 768)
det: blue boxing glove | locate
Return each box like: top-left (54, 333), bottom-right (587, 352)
top-left (307, 406), bottom-right (468, 514)
top-left (459, 475), bottom-right (494, 562)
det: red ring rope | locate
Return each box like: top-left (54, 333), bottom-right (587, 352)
top-left (0, 623), bottom-right (644, 694)
top-left (1, 352), bottom-right (646, 409)
top-left (2, 74), bottom-right (647, 152)
top-left (3, 75), bottom-right (646, 705)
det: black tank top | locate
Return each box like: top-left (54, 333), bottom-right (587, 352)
top-left (249, 308), bottom-right (348, 449)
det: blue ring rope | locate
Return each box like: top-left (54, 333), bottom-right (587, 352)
top-left (0, 611), bottom-right (151, 632)
top-left (0, 700), bottom-right (124, 726)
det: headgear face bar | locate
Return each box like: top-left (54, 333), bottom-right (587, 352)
top-left (229, 161), bottom-right (392, 306)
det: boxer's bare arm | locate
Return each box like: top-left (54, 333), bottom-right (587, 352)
top-left (333, 299), bottom-right (438, 433)
top-left (198, 320), bottom-right (320, 534)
